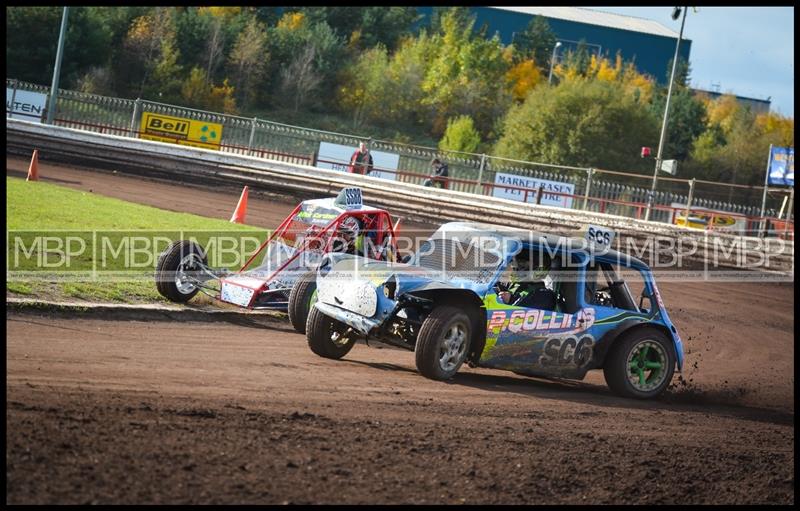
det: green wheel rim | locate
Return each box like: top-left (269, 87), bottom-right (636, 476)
top-left (625, 340), bottom-right (668, 392)
top-left (308, 288), bottom-right (318, 309)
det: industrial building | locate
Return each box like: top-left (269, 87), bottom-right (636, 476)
top-left (417, 6), bottom-right (692, 85)
top-left (691, 88), bottom-right (771, 114)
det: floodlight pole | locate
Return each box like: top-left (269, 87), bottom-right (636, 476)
top-left (548, 42), bottom-right (562, 85)
top-left (644, 6), bottom-right (687, 222)
top-left (46, 6), bottom-right (69, 125)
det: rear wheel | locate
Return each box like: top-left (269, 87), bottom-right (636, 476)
top-left (306, 307), bottom-right (357, 359)
top-left (155, 240), bottom-right (208, 303)
top-left (603, 328), bottom-right (675, 399)
top-left (415, 306), bottom-right (472, 380)
top-left (288, 270), bottom-right (319, 334)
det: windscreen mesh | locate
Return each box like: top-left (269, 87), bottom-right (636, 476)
top-left (416, 238), bottom-right (501, 283)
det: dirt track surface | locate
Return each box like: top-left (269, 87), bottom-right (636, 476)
top-left (5, 155), bottom-right (795, 504)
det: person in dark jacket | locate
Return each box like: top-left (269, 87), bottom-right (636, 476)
top-left (348, 142), bottom-right (374, 175)
top-left (424, 158), bottom-right (449, 189)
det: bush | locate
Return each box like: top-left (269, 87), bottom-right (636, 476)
top-left (439, 115), bottom-right (481, 153)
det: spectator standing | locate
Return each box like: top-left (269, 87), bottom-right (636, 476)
top-left (348, 142), bottom-right (374, 175)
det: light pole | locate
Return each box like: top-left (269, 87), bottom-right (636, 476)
top-left (548, 41), bottom-right (562, 85)
top-left (46, 6), bottom-right (69, 125)
top-left (644, 6), bottom-right (688, 222)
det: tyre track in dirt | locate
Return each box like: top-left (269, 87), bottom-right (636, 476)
top-left (6, 155), bottom-right (793, 411)
top-left (5, 154), bottom-right (794, 503)
top-left (6, 315), bottom-right (794, 504)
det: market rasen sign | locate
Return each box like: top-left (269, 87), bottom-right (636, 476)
top-left (492, 172), bottom-right (575, 208)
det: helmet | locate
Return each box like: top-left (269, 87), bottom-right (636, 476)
top-left (338, 216), bottom-right (361, 240)
top-left (514, 250), bottom-right (551, 281)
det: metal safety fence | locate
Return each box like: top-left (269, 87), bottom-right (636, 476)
top-left (6, 78), bottom-right (793, 237)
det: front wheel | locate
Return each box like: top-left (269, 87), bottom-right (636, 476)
top-left (155, 240), bottom-right (208, 303)
top-left (288, 270), bottom-right (318, 334)
top-left (415, 306), bottom-right (472, 380)
top-left (603, 328), bottom-right (676, 399)
top-left (306, 307), bottom-right (357, 359)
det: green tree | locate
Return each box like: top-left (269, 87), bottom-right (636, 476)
top-left (513, 16), bottom-right (557, 72)
top-left (665, 56), bottom-right (691, 87)
top-left (686, 102), bottom-right (794, 194)
top-left (381, 33), bottom-right (437, 128)
top-left (115, 8), bottom-right (183, 101)
top-left (649, 87), bottom-right (707, 161)
top-left (421, 8), bottom-right (512, 136)
top-left (148, 38), bottom-right (183, 103)
top-left (227, 16), bottom-right (269, 109)
top-left (300, 7), bottom-right (420, 51)
top-left (337, 45), bottom-right (391, 127)
top-left (494, 79), bottom-right (660, 172)
top-left (439, 115), bottom-right (481, 153)
top-left (427, 6), bottom-right (474, 35)
top-left (174, 7), bottom-right (212, 73)
top-left (7, 7), bottom-right (113, 87)
top-left (561, 40), bottom-right (591, 78)
top-left (266, 13), bottom-right (345, 110)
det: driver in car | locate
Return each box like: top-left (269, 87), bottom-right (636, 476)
top-left (332, 216), bottom-right (365, 256)
top-left (497, 250), bottom-right (558, 310)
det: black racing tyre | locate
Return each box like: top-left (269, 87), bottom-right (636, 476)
top-left (415, 306), bottom-right (472, 380)
top-left (288, 270), bottom-right (319, 334)
top-left (603, 327), bottom-right (676, 399)
top-left (155, 240), bottom-right (207, 303)
top-left (306, 307), bottom-right (357, 359)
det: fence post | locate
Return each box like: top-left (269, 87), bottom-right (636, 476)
top-left (247, 117), bottom-right (257, 155)
top-left (683, 178), bottom-right (695, 227)
top-left (582, 168), bottom-right (593, 210)
top-left (758, 144), bottom-right (773, 237)
top-left (474, 154), bottom-right (486, 195)
top-left (129, 98), bottom-right (141, 138)
top-left (784, 187), bottom-right (794, 239)
top-left (9, 79), bottom-right (19, 119)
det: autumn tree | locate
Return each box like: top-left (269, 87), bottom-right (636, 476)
top-left (227, 16), bottom-right (269, 109)
top-left (687, 95), bottom-right (794, 194)
top-left (337, 45), bottom-right (391, 127)
top-left (421, 8), bottom-right (512, 136)
top-left (117, 8), bottom-right (182, 101)
top-left (506, 59), bottom-right (543, 102)
top-left (181, 66), bottom-right (237, 113)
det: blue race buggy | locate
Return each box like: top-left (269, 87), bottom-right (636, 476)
top-left (305, 221), bottom-right (684, 399)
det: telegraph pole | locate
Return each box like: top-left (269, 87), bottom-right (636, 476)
top-left (46, 6), bottom-right (69, 125)
top-left (645, 6), bottom-right (688, 222)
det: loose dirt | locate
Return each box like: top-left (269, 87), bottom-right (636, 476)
top-left (6, 156), bottom-right (794, 504)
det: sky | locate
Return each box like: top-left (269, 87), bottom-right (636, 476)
top-left (595, 6), bottom-right (794, 117)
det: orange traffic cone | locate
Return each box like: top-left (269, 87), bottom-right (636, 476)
top-left (26, 150), bottom-right (39, 181)
top-left (230, 186), bottom-right (249, 224)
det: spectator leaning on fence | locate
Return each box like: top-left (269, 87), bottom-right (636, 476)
top-left (348, 142), bottom-right (374, 175)
top-left (424, 158), bottom-right (449, 189)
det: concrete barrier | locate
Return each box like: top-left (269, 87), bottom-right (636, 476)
top-left (6, 119), bottom-right (793, 274)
